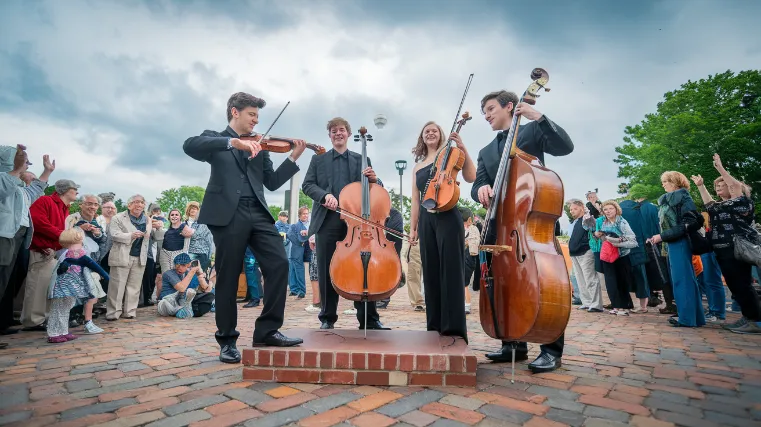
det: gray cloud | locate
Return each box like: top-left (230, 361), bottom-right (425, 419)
top-left (1, 0), bottom-right (760, 227)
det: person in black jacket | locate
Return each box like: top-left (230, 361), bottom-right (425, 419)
top-left (375, 178), bottom-right (404, 310)
top-left (471, 90), bottom-right (573, 373)
top-left (183, 92), bottom-right (307, 363)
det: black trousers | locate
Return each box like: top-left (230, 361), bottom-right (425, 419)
top-left (141, 258), bottom-right (157, 304)
top-left (99, 251), bottom-right (110, 294)
top-left (716, 254), bottom-right (760, 321)
top-left (419, 209), bottom-right (467, 342)
top-left (602, 256), bottom-right (635, 310)
top-left (208, 198), bottom-right (290, 344)
top-left (0, 232), bottom-right (28, 331)
top-left (315, 211), bottom-right (380, 326)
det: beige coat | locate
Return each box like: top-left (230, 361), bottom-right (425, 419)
top-left (108, 211), bottom-right (165, 267)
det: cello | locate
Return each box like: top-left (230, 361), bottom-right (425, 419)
top-left (421, 74), bottom-right (474, 211)
top-left (478, 68), bottom-right (571, 358)
top-left (329, 126), bottom-right (402, 333)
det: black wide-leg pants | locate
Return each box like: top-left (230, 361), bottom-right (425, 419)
top-left (315, 211), bottom-right (380, 326)
top-left (208, 198), bottom-right (290, 345)
top-left (418, 208), bottom-right (468, 343)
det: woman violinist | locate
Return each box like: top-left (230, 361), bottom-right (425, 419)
top-left (409, 121), bottom-right (476, 342)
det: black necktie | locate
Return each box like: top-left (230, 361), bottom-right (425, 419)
top-left (497, 131), bottom-right (508, 154)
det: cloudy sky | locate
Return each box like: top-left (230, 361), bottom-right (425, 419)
top-left (2, 0), bottom-right (759, 226)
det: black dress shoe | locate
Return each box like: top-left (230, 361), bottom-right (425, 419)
top-left (0, 328), bottom-right (19, 335)
top-left (253, 331), bottom-right (303, 347)
top-left (243, 300), bottom-right (260, 308)
top-left (359, 321), bottom-right (391, 330)
top-left (219, 344), bottom-right (241, 363)
top-left (485, 344), bottom-right (529, 363)
top-left (528, 352), bottom-right (561, 373)
top-left (22, 324), bottom-right (46, 332)
top-left (320, 321), bottom-right (334, 329)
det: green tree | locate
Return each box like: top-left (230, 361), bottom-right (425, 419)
top-left (387, 188), bottom-right (412, 230)
top-left (456, 197), bottom-right (486, 219)
top-left (113, 199), bottom-right (127, 212)
top-left (269, 205), bottom-right (283, 219)
top-left (615, 69), bottom-right (761, 218)
top-left (155, 186), bottom-right (206, 213)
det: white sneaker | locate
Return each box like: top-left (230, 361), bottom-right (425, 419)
top-left (465, 304), bottom-right (471, 314)
top-left (84, 321), bottom-right (104, 334)
top-left (705, 314), bottom-right (719, 322)
top-left (305, 304), bottom-right (321, 313)
top-left (343, 308), bottom-right (357, 315)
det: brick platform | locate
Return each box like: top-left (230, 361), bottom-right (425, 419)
top-left (242, 328), bottom-right (477, 387)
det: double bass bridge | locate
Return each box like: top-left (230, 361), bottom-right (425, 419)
top-left (479, 244), bottom-right (513, 255)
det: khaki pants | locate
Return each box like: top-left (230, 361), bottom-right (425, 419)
top-left (406, 243), bottom-right (425, 307)
top-left (572, 250), bottom-right (603, 310)
top-left (20, 250), bottom-right (57, 328)
top-left (107, 256), bottom-right (146, 319)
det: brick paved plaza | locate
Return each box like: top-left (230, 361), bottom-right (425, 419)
top-left (1, 290), bottom-right (760, 427)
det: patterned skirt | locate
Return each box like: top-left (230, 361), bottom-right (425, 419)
top-left (51, 271), bottom-right (93, 301)
top-left (309, 252), bottom-right (318, 282)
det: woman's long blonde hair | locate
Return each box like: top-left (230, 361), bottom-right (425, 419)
top-left (412, 121), bottom-right (446, 163)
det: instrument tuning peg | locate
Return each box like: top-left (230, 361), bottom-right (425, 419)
top-left (353, 135), bottom-right (360, 141)
top-left (544, 87), bottom-right (551, 92)
top-left (366, 135), bottom-right (373, 141)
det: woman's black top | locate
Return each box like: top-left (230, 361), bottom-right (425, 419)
top-left (162, 224), bottom-right (187, 251)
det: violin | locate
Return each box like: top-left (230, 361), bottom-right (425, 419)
top-left (479, 68), bottom-right (571, 346)
top-left (240, 134), bottom-right (326, 155)
top-left (329, 127), bottom-right (402, 329)
top-left (421, 74), bottom-right (474, 212)
top-left (421, 112), bottom-right (472, 211)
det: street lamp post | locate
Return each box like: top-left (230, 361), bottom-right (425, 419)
top-left (394, 160), bottom-right (408, 217)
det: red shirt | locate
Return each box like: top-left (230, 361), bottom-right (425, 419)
top-left (29, 192), bottom-right (69, 252)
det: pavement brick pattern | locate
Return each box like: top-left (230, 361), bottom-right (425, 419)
top-left (1, 290), bottom-right (760, 426)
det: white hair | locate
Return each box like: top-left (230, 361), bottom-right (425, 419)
top-left (566, 198), bottom-right (584, 208)
top-left (80, 194), bottom-right (102, 204)
top-left (127, 194), bottom-right (145, 204)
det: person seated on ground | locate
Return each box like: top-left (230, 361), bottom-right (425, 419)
top-left (157, 253), bottom-right (214, 319)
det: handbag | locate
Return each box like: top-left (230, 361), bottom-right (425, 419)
top-left (686, 226), bottom-right (712, 255)
top-left (600, 240), bottom-right (620, 263)
top-left (734, 234), bottom-right (761, 268)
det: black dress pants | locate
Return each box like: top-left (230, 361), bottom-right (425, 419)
top-left (418, 209), bottom-right (467, 342)
top-left (315, 211), bottom-right (380, 326)
top-left (716, 254), bottom-right (760, 321)
top-left (208, 198), bottom-right (290, 344)
top-left (141, 258), bottom-right (157, 304)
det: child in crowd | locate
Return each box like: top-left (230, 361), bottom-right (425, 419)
top-left (47, 229), bottom-right (110, 343)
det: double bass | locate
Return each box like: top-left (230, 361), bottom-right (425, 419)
top-left (479, 68), bottom-right (571, 350)
top-left (329, 127), bottom-right (402, 332)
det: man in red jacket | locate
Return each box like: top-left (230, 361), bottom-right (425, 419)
top-left (20, 179), bottom-right (80, 330)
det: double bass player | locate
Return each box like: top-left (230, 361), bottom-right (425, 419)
top-left (472, 90), bottom-right (574, 373)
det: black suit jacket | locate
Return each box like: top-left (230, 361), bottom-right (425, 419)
top-left (470, 116), bottom-right (574, 202)
top-left (302, 149), bottom-right (371, 237)
top-left (183, 126), bottom-right (300, 227)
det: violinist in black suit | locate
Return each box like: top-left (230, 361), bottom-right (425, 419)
top-left (183, 92), bottom-right (307, 364)
top-left (471, 90), bottom-right (574, 373)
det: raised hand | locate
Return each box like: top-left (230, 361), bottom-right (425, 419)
top-left (690, 174), bottom-right (704, 186)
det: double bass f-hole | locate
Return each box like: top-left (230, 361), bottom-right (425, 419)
top-left (511, 230), bottom-right (526, 263)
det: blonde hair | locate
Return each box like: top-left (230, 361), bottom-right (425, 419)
top-left (660, 171), bottom-right (690, 190)
top-left (601, 200), bottom-right (622, 217)
top-left (59, 228), bottom-right (84, 247)
top-left (412, 121), bottom-right (446, 163)
top-left (298, 206), bottom-right (310, 216)
top-left (185, 201), bottom-right (201, 220)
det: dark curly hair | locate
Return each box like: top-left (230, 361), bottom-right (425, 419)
top-left (227, 92), bottom-right (266, 122)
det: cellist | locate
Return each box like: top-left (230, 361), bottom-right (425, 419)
top-left (302, 117), bottom-right (390, 330)
top-left (472, 90), bottom-right (574, 373)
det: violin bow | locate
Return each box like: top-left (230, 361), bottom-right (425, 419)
top-left (428, 74), bottom-right (474, 179)
top-left (248, 101), bottom-right (291, 160)
top-left (324, 205), bottom-right (410, 240)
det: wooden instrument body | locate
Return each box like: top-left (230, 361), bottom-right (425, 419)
top-left (330, 182), bottom-right (402, 301)
top-left (480, 150), bottom-right (571, 344)
top-left (422, 147), bottom-right (465, 212)
top-left (240, 134), bottom-right (326, 155)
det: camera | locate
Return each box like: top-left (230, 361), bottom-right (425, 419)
top-left (191, 260), bottom-right (200, 268)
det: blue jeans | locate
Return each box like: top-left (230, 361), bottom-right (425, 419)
top-left (570, 272), bottom-right (581, 301)
top-left (667, 239), bottom-right (706, 327)
top-left (697, 253), bottom-right (726, 319)
top-left (244, 255), bottom-right (262, 304)
top-left (288, 258), bottom-right (306, 297)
